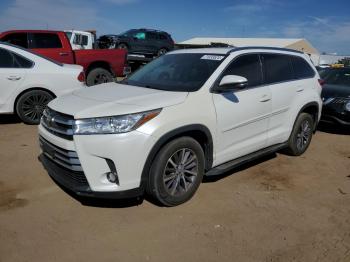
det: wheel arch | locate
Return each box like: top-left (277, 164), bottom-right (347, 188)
top-left (14, 87), bottom-right (56, 114)
top-left (86, 61), bottom-right (114, 77)
top-left (297, 101), bottom-right (320, 132)
top-left (140, 124), bottom-right (214, 187)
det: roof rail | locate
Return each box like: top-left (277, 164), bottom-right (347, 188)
top-left (228, 46), bottom-right (303, 54)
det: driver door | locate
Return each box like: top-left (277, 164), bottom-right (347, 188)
top-left (213, 54), bottom-right (272, 165)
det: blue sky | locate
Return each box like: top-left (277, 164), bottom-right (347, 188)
top-left (0, 0), bottom-right (349, 54)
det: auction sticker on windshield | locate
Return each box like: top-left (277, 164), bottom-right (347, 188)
top-left (201, 55), bottom-right (225, 61)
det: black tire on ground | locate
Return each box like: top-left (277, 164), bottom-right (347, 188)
top-left (86, 68), bottom-right (114, 86)
top-left (146, 137), bottom-right (205, 206)
top-left (284, 113), bottom-right (314, 156)
top-left (157, 48), bottom-right (168, 56)
top-left (16, 90), bottom-right (54, 125)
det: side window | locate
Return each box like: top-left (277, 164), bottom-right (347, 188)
top-left (81, 35), bottom-right (88, 46)
top-left (262, 54), bottom-right (294, 84)
top-left (221, 54), bottom-right (262, 87)
top-left (13, 53), bottom-right (33, 68)
top-left (0, 48), bottom-right (15, 68)
top-left (133, 32), bottom-right (146, 40)
top-left (30, 33), bottom-right (62, 48)
top-left (147, 32), bottom-right (159, 40)
top-left (1, 33), bottom-right (28, 48)
top-left (292, 56), bottom-right (315, 79)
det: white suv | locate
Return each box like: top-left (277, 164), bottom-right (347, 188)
top-left (38, 47), bottom-right (322, 206)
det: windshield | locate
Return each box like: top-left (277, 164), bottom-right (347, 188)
top-left (124, 53), bottom-right (225, 92)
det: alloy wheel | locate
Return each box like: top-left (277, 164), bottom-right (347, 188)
top-left (22, 93), bottom-right (51, 122)
top-left (163, 148), bottom-right (198, 196)
top-left (296, 119), bottom-right (312, 151)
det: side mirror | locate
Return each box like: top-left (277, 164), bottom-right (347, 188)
top-left (214, 75), bottom-right (248, 93)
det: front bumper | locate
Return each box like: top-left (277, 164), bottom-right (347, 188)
top-left (321, 105), bottom-right (350, 126)
top-left (38, 123), bottom-right (157, 197)
top-left (39, 153), bottom-right (143, 199)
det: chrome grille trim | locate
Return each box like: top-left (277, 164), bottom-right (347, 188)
top-left (41, 108), bottom-right (74, 140)
top-left (39, 136), bottom-right (83, 172)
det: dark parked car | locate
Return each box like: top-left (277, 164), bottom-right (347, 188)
top-left (97, 34), bottom-right (119, 49)
top-left (114, 29), bottom-right (174, 57)
top-left (321, 67), bottom-right (350, 126)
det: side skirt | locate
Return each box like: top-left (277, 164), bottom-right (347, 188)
top-left (205, 143), bottom-right (288, 177)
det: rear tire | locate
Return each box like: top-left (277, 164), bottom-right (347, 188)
top-left (157, 48), bottom-right (168, 56)
top-left (16, 90), bottom-right (54, 125)
top-left (284, 113), bottom-right (314, 156)
top-left (86, 68), bottom-right (113, 86)
top-left (146, 137), bottom-right (205, 206)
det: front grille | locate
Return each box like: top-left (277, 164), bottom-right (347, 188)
top-left (41, 108), bottom-right (74, 140)
top-left (330, 98), bottom-right (349, 111)
top-left (39, 136), bottom-right (83, 173)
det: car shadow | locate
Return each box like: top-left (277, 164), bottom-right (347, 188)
top-left (203, 153), bottom-right (277, 183)
top-left (317, 122), bottom-right (350, 135)
top-left (0, 114), bottom-right (21, 124)
top-left (50, 178), bottom-right (145, 208)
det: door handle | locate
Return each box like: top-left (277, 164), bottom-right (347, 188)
top-left (59, 52), bottom-right (69, 56)
top-left (7, 76), bottom-right (21, 81)
top-left (296, 87), bottom-right (304, 92)
top-left (259, 94), bottom-right (271, 102)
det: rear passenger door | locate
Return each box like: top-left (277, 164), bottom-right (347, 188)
top-left (28, 33), bottom-right (74, 64)
top-left (261, 53), bottom-right (310, 146)
top-left (213, 54), bottom-right (272, 164)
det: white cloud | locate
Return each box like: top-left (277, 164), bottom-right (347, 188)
top-left (282, 17), bottom-right (350, 54)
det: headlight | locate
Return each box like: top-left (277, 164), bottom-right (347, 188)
top-left (73, 109), bottom-right (161, 135)
top-left (345, 101), bottom-right (350, 112)
top-left (323, 97), bottom-right (335, 105)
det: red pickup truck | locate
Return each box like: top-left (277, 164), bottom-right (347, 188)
top-left (0, 30), bottom-right (128, 86)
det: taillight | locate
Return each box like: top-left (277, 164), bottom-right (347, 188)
top-left (78, 72), bottom-right (85, 82)
top-left (318, 79), bottom-right (325, 87)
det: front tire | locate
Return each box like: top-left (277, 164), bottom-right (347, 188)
top-left (147, 137), bottom-right (205, 206)
top-left (285, 113), bottom-right (314, 156)
top-left (16, 90), bottom-right (54, 125)
top-left (86, 68), bottom-right (113, 86)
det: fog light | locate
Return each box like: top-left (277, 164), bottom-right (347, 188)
top-left (106, 171), bottom-right (118, 183)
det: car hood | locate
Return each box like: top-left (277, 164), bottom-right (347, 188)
top-left (48, 82), bottom-right (188, 119)
top-left (322, 84), bottom-right (350, 99)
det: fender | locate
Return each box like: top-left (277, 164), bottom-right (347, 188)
top-left (296, 101), bottom-right (320, 132)
top-left (140, 124), bottom-right (214, 187)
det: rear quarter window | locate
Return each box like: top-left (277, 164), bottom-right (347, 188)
top-left (1, 33), bottom-right (28, 48)
top-left (292, 56), bottom-right (315, 79)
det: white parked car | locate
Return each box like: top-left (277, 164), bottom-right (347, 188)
top-left (39, 47), bottom-right (322, 206)
top-left (0, 43), bottom-right (85, 124)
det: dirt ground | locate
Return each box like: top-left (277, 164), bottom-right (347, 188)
top-left (0, 116), bottom-right (349, 262)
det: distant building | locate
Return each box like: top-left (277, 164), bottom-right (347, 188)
top-left (319, 54), bottom-right (350, 66)
top-left (178, 37), bottom-right (320, 65)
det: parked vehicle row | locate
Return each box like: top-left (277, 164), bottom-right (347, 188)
top-left (0, 42), bottom-right (85, 124)
top-left (0, 30), bottom-right (128, 86)
top-left (38, 47), bottom-right (322, 206)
